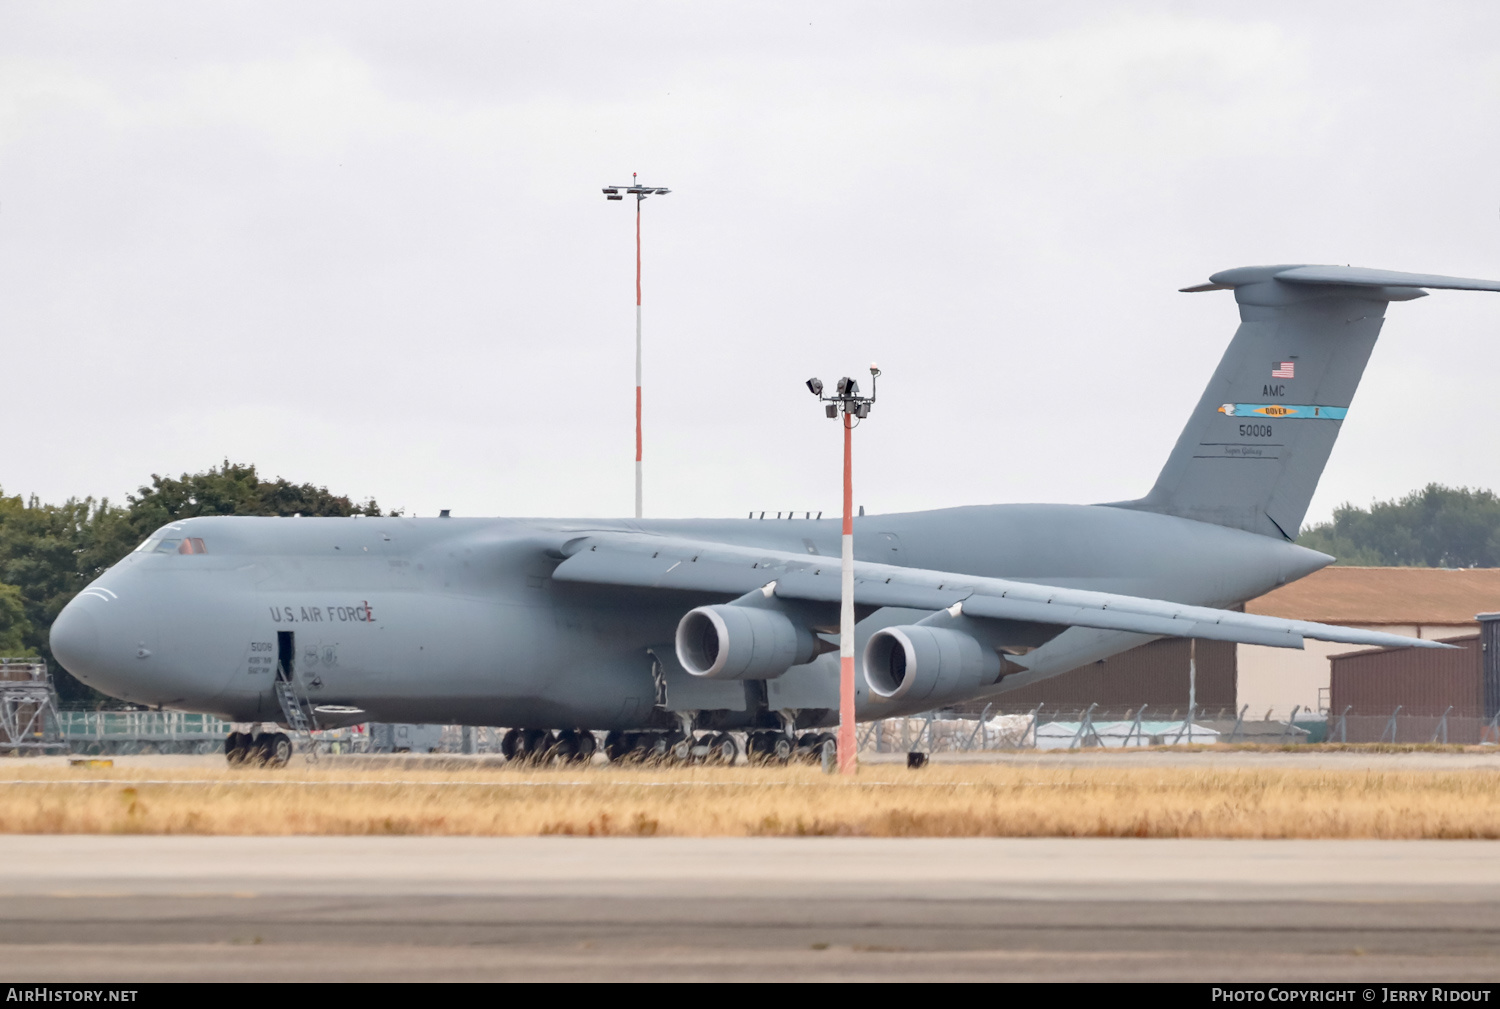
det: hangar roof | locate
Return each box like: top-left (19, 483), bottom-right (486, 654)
top-left (1247, 566), bottom-right (1500, 625)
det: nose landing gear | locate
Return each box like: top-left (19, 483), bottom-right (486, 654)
top-left (225, 730), bottom-right (293, 768)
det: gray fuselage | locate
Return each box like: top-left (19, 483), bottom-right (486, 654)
top-left (50, 503), bottom-right (1328, 728)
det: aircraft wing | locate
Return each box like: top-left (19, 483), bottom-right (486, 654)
top-left (549, 532), bottom-right (1449, 652)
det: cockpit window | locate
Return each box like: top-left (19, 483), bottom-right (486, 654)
top-left (147, 537), bottom-right (206, 555)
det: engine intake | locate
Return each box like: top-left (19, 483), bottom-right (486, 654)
top-left (675, 604), bottom-right (818, 680)
top-left (864, 625), bottom-right (1002, 704)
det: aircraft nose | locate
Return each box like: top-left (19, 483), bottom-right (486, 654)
top-left (52, 580), bottom-right (234, 707)
top-left (49, 598), bottom-right (104, 684)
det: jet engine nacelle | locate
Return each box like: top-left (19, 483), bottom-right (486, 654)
top-left (864, 625), bottom-right (1002, 704)
top-left (675, 604), bottom-right (818, 680)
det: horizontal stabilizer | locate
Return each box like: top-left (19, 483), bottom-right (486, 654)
top-left (1272, 265), bottom-right (1500, 292)
top-left (1182, 264), bottom-right (1500, 294)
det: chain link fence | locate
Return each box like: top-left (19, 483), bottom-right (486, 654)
top-left (20, 705), bottom-right (1497, 759)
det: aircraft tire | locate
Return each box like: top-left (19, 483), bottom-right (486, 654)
top-left (224, 732), bottom-right (250, 765)
top-left (748, 730), bottom-right (791, 765)
top-left (251, 734), bottom-right (274, 766)
top-left (240, 735), bottom-right (269, 766)
top-left (551, 730), bottom-right (578, 763)
top-left (500, 728), bottom-right (521, 760)
top-left (644, 733), bottom-right (670, 764)
top-left (556, 729), bottom-right (594, 763)
top-left (706, 733), bottom-right (738, 766)
top-left (265, 733), bottom-right (293, 768)
top-left (794, 733), bottom-right (821, 763)
top-left (621, 733), bottom-right (650, 763)
top-left (520, 728), bottom-right (551, 763)
top-left (602, 730), bottom-right (631, 763)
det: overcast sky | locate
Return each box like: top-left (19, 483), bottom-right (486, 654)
top-left (3, 2), bottom-right (1498, 526)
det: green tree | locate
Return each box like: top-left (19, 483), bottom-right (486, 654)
top-left (0, 582), bottom-right (32, 656)
top-left (126, 460), bottom-right (388, 538)
top-left (1298, 484), bottom-right (1500, 567)
top-left (0, 489), bottom-right (135, 702)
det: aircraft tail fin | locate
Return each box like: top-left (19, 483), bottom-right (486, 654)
top-left (1114, 265), bottom-right (1500, 539)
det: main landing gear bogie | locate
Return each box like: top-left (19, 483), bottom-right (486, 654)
top-left (501, 728), bottom-right (597, 765)
top-left (225, 731), bottom-right (293, 768)
top-left (497, 727), bottom-right (830, 767)
top-left (670, 732), bottom-right (740, 765)
top-left (599, 730), bottom-right (742, 766)
top-left (746, 730), bottom-right (835, 765)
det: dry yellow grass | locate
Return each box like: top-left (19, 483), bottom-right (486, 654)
top-left (0, 760), bottom-right (1498, 838)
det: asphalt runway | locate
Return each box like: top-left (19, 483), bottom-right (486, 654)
top-left (1, 836), bottom-right (1499, 981)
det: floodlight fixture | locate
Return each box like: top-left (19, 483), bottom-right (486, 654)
top-left (806, 377), bottom-right (824, 396)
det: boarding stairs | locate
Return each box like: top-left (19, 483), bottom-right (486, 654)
top-left (274, 676), bottom-right (321, 764)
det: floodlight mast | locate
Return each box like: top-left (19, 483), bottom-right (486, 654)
top-left (806, 365), bottom-right (880, 776)
top-left (602, 173), bottom-right (671, 518)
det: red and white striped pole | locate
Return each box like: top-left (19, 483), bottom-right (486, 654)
top-left (634, 185), bottom-right (643, 519)
top-left (602, 174), bottom-right (670, 520)
top-left (808, 368), bottom-right (878, 776)
top-left (838, 409), bottom-right (856, 775)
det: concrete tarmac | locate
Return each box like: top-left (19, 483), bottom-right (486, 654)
top-left (1, 836), bottom-right (1499, 981)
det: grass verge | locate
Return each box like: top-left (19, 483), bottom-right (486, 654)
top-left (0, 761), bottom-right (1498, 837)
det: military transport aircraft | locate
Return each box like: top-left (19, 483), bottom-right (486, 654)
top-left (49, 264), bottom-right (1500, 765)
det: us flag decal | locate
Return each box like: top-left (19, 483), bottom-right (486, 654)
top-left (1272, 361), bottom-right (1295, 379)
